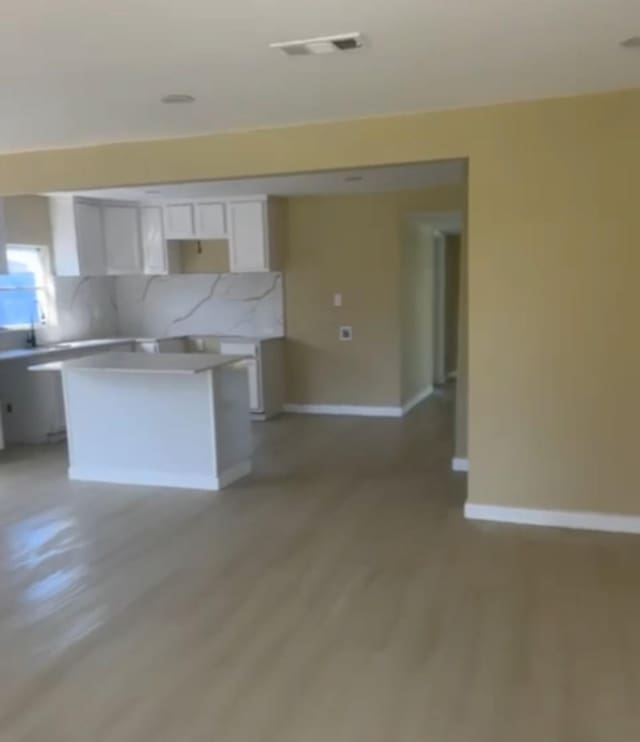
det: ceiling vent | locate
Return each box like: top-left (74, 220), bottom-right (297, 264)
top-left (270, 32), bottom-right (364, 56)
top-left (620, 36), bottom-right (640, 48)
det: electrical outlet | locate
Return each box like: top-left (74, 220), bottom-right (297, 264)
top-left (333, 293), bottom-right (343, 307)
top-left (339, 326), bottom-right (353, 341)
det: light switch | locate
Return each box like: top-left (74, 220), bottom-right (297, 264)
top-left (339, 326), bottom-right (353, 341)
top-left (333, 293), bottom-right (343, 307)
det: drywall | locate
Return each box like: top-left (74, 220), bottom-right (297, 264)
top-left (0, 88), bottom-right (638, 517)
top-left (3, 195), bottom-right (51, 246)
top-left (284, 187), bottom-right (464, 407)
top-left (401, 221), bottom-right (435, 404)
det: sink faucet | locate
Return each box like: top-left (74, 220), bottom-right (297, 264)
top-left (26, 322), bottom-right (37, 349)
top-left (26, 297), bottom-right (43, 349)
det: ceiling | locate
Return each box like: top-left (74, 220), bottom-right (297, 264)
top-left (60, 160), bottom-right (466, 200)
top-left (2, 0), bottom-right (638, 154)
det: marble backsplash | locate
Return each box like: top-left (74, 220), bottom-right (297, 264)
top-left (40, 276), bottom-right (119, 343)
top-left (1, 272), bottom-right (282, 351)
top-left (115, 272), bottom-right (284, 339)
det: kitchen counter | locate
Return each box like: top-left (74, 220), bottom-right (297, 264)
top-left (0, 334), bottom-right (284, 364)
top-left (0, 338), bottom-right (136, 363)
top-left (30, 351), bottom-right (248, 375)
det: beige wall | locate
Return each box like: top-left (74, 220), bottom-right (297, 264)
top-left (179, 239), bottom-right (230, 273)
top-left (0, 89), bottom-right (638, 516)
top-left (4, 195), bottom-right (51, 246)
top-left (284, 187), bottom-right (464, 407)
top-left (401, 221), bottom-right (436, 404)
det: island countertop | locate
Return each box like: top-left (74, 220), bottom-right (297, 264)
top-left (29, 351), bottom-right (249, 375)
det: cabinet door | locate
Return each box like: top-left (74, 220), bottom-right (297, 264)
top-left (103, 204), bottom-right (142, 275)
top-left (196, 202), bottom-right (226, 238)
top-left (140, 206), bottom-right (167, 274)
top-left (164, 203), bottom-right (195, 239)
top-left (228, 201), bottom-right (268, 272)
top-left (75, 201), bottom-right (106, 276)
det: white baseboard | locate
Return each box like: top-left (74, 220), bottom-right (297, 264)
top-left (283, 403), bottom-right (403, 418)
top-left (464, 503), bottom-right (640, 535)
top-left (452, 457), bottom-right (469, 472)
top-left (69, 459), bottom-right (251, 492)
top-left (402, 386), bottom-right (434, 415)
top-left (283, 391), bottom-right (434, 419)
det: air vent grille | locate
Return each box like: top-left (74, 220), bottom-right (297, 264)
top-left (271, 32), bottom-right (364, 56)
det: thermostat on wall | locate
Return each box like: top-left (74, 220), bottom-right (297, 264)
top-left (339, 326), bottom-right (353, 341)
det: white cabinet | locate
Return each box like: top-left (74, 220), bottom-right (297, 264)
top-left (228, 201), bottom-right (267, 273)
top-left (228, 199), bottom-right (281, 273)
top-left (218, 338), bottom-right (284, 417)
top-left (164, 201), bottom-right (226, 240)
top-left (50, 196), bottom-right (106, 277)
top-left (196, 201), bottom-right (226, 238)
top-left (103, 203), bottom-right (142, 275)
top-left (164, 203), bottom-right (196, 239)
top-left (140, 206), bottom-right (167, 274)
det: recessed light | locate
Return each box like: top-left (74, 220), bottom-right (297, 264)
top-left (161, 94), bottom-right (196, 104)
top-left (345, 175), bottom-right (364, 182)
top-left (620, 36), bottom-right (640, 48)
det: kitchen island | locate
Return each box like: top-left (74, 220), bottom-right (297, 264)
top-left (30, 351), bottom-right (252, 491)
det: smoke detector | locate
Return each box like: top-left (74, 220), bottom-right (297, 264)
top-left (270, 32), bottom-right (364, 56)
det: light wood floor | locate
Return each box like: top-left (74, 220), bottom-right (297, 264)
top-left (0, 391), bottom-right (639, 741)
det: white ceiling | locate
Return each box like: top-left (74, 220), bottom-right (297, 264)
top-left (61, 160), bottom-right (466, 199)
top-left (2, 0), bottom-right (639, 154)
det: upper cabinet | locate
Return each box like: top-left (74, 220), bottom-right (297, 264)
top-left (164, 200), bottom-right (226, 240)
top-left (49, 194), bottom-right (283, 276)
top-left (164, 202), bottom-right (196, 239)
top-left (50, 196), bottom-right (106, 277)
top-left (195, 201), bottom-right (226, 238)
top-left (51, 197), bottom-right (171, 277)
top-left (102, 202), bottom-right (142, 275)
top-left (228, 198), bottom-right (282, 273)
top-left (228, 200), bottom-right (268, 273)
top-left (141, 206), bottom-right (167, 275)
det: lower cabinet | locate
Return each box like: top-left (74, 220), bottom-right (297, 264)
top-left (218, 338), bottom-right (284, 418)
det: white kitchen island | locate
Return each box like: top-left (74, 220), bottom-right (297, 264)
top-left (31, 352), bottom-right (252, 491)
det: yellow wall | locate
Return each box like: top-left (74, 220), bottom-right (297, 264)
top-left (179, 239), bottom-right (230, 273)
top-left (285, 187), bottom-right (464, 407)
top-left (401, 221), bottom-right (436, 404)
top-left (0, 88), bottom-right (638, 516)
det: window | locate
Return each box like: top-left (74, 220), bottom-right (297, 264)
top-left (0, 245), bottom-right (48, 329)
